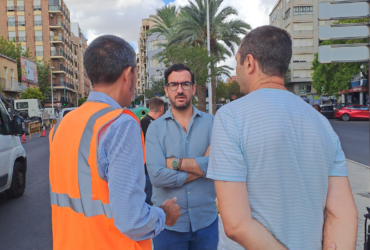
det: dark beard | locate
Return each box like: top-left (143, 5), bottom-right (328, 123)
top-left (171, 95), bottom-right (192, 111)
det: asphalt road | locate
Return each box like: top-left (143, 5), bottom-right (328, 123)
top-left (0, 120), bottom-right (368, 250)
top-left (329, 119), bottom-right (369, 166)
top-left (0, 131), bottom-right (52, 250)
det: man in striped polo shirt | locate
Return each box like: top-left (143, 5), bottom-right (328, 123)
top-left (207, 25), bottom-right (358, 250)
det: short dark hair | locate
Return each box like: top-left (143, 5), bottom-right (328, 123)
top-left (84, 35), bottom-right (136, 85)
top-left (164, 63), bottom-right (195, 85)
top-left (238, 25), bottom-right (292, 78)
top-left (149, 97), bottom-right (164, 112)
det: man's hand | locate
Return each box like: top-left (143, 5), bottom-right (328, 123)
top-left (166, 158), bottom-right (175, 169)
top-left (160, 197), bottom-right (181, 226)
top-left (204, 146), bottom-right (210, 157)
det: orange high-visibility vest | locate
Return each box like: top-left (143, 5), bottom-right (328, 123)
top-left (49, 102), bottom-right (151, 250)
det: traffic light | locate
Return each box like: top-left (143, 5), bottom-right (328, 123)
top-left (63, 102), bottom-right (67, 106)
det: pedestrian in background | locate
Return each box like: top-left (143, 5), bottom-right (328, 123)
top-left (146, 63), bottom-right (218, 250)
top-left (207, 26), bottom-right (357, 250)
top-left (313, 103), bottom-right (322, 113)
top-left (141, 97), bottom-right (165, 205)
top-left (49, 35), bottom-right (180, 250)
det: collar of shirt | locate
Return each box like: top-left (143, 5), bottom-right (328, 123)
top-left (86, 91), bottom-right (122, 109)
top-left (162, 106), bottom-right (203, 121)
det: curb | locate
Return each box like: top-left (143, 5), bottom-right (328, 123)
top-left (346, 159), bottom-right (370, 169)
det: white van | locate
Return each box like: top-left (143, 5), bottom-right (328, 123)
top-left (0, 99), bottom-right (27, 198)
top-left (13, 99), bottom-right (43, 122)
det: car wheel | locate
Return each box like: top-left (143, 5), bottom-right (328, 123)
top-left (6, 162), bottom-right (26, 198)
top-left (341, 114), bottom-right (350, 121)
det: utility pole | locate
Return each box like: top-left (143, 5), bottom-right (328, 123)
top-left (51, 66), bottom-right (54, 110)
top-left (206, 0), bottom-right (212, 114)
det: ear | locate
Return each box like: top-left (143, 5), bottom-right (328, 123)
top-left (164, 85), bottom-right (169, 97)
top-left (192, 84), bottom-right (197, 96)
top-left (244, 54), bottom-right (256, 75)
top-left (122, 67), bottom-right (132, 86)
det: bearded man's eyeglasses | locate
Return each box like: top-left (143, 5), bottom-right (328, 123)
top-left (165, 81), bottom-right (193, 91)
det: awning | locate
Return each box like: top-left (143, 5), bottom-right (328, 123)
top-left (340, 86), bottom-right (367, 94)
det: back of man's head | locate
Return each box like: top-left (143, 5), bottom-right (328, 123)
top-left (84, 35), bottom-right (136, 86)
top-left (149, 97), bottom-right (165, 113)
top-left (238, 25), bottom-right (292, 78)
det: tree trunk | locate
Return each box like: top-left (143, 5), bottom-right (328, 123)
top-left (211, 64), bottom-right (217, 115)
top-left (197, 84), bottom-right (207, 112)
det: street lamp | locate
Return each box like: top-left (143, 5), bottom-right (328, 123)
top-left (206, 0), bottom-right (212, 114)
top-left (51, 66), bottom-right (55, 110)
top-left (76, 80), bottom-right (79, 107)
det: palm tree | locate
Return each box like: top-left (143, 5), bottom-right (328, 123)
top-left (168, 0), bottom-right (251, 114)
top-left (147, 4), bottom-right (178, 39)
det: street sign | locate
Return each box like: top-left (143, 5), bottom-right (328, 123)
top-left (319, 44), bottom-right (370, 63)
top-left (319, 24), bottom-right (370, 41)
top-left (319, 1), bottom-right (370, 20)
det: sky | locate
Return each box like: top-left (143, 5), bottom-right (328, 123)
top-left (64, 0), bottom-right (278, 76)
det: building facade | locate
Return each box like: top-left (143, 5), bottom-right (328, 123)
top-left (0, 53), bottom-right (20, 99)
top-left (269, 0), bottom-right (368, 105)
top-left (1, 0), bottom-right (90, 108)
top-left (136, 16), bottom-right (167, 99)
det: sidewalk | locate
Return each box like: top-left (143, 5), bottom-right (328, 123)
top-left (347, 159), bottom-right (370, 250)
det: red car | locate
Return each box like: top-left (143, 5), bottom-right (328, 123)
top-left (334, 105), bottom-right (369, 121)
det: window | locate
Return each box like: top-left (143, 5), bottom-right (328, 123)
top-left (293, 54), bottom-right (314, 62)
top-left (16, 102), bottom-right (28, 109)
top-left (7, 1), bottom-right (14, 11)
top-left (34, 15), bottom-right (42, 26)
top-left (293, 22), bottom-right (313, 31)
top-left (150, 40), bottom-right (159, 51)
top-left (307, 6), bottom-right (313, 15)
top-left (293, 6), bottom-right (299, 15)
top-left (285, 9), bottom-right (290, 19)
top-left (8, 31), bottom-right (16, 41)
top-left (36, 45), bottom-right (43, 57)
top-left (18, 15), bottom-right (25, 26)
top-left (18, 31), bottom-right (26, 42)
top-left (293, 70), bottom-right (313, 78)
top-left (8, 16), bottom-right (15, 27)
top-left (34, 0), bottom-right (41, 10)
top-left (17, 1), bottom-right (24, 11)
top-left (286, 0), bottom-right (290, 3)
top-left (299, 6), bottom-right (306, 15)
top-left (319, 21), bottom-right (326, 26)
top-left (21, 46), bottom-right (26, 51)
top-left (150, 58), bottom-right (160, 68)
top-left (0, 102), bottom-right (11, 135)
top-left (299, 85), bottom-right (311, 93)
top-left (35, 30), bottom-right (42, 41)
top-left (293, 38), bottom-right (313, 47)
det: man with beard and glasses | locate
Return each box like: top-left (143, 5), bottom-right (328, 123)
top-left (145, 63), bottom-right (218, 250)
top-left (49, 35), bottom-right (180, 250)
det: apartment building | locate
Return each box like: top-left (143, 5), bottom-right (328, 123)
top-left (0, 0), bottom-right (89, 108)
top-left (136, 16), bottom-right (167, 98)
top-left (0, 53), bottom-right (20, 99)
top-left (270, 0), bottom-right (334, 104)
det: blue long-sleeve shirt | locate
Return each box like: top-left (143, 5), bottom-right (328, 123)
top-left (87, 91), bottom-right (165, 241)
top-left (145, 107), bottom-right (217, 232)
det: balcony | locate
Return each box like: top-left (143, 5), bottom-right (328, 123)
top-left (34, 5), bottom-right (41, 11)
top-left (51, 51), bottom-right (65, 58)
top-left (35, 36), bottom-right (43, 41)
top-left (17, 6), bottom-right (24, 11)
top-left (49, 21), bottom-right (65, 30)
top-left (36, 51), bottom-right (43, 57)
top-left (52, 65), bottom-right (66, 74)
top-left (49, 5), bottom-right (62, 15)
top-left (0, 78), bottom-right (24, 93)
top-left (7, 21), bottom-right (26, 27)
top-left (6, 6), bottom-right (14, 12)
top-left (50, 36), bottom-right (65, 44)
top-left (34, 21), bottom-right (42, 26)
top-left (54, 81), bottom-right (75, 91)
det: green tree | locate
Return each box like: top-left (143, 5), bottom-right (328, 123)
top-left (311, 18), bottom-right (369, 97)
top-left (216, 80), bottom-right (228, 101)
top-left (0, 36), bottom-right (32, 82)
top-left (168, 0), bottom-right (251, 114)
top-left (145, 77), bottom-right (166, 99)
top-left (78, 97), bottom-right (87, 106)
top-left (37, 61), bottom-right (53, 99)
top-left (21, 87), bottom-right (44, 100)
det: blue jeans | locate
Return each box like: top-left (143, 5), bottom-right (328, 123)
top-left (144, 174), bottom-right (153, 205)
top-left (153, 217), bottom-right (219, 250)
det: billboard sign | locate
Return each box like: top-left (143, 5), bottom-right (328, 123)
top-left (319, 44), bottom-right (370, 63)
top-left (21, 56), bottom-right (38, 83)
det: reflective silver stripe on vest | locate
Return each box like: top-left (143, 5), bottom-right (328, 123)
top-left (52, 121), bottom-right (60, 141)
top-left (50, 107), bottom-right (118, 218)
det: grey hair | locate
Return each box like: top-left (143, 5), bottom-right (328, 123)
top-left (84, 35), bottom-right (136, 85)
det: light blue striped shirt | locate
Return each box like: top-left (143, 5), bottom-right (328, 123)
top-left (87, 91), bottom-right (165, 241)
top-left (207, 88), bottom-right (348, 250)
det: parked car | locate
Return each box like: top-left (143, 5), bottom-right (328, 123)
top-left (335, 103), bottom-right (352, 110)
top-left (320, 105), bottom-right (335, 119)
top-left (59, 107), bottom-right (77, 119)
top-left (334, 105), bottom-right (369, 121)
top-left (0, 99), bottom-right (27, 198)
